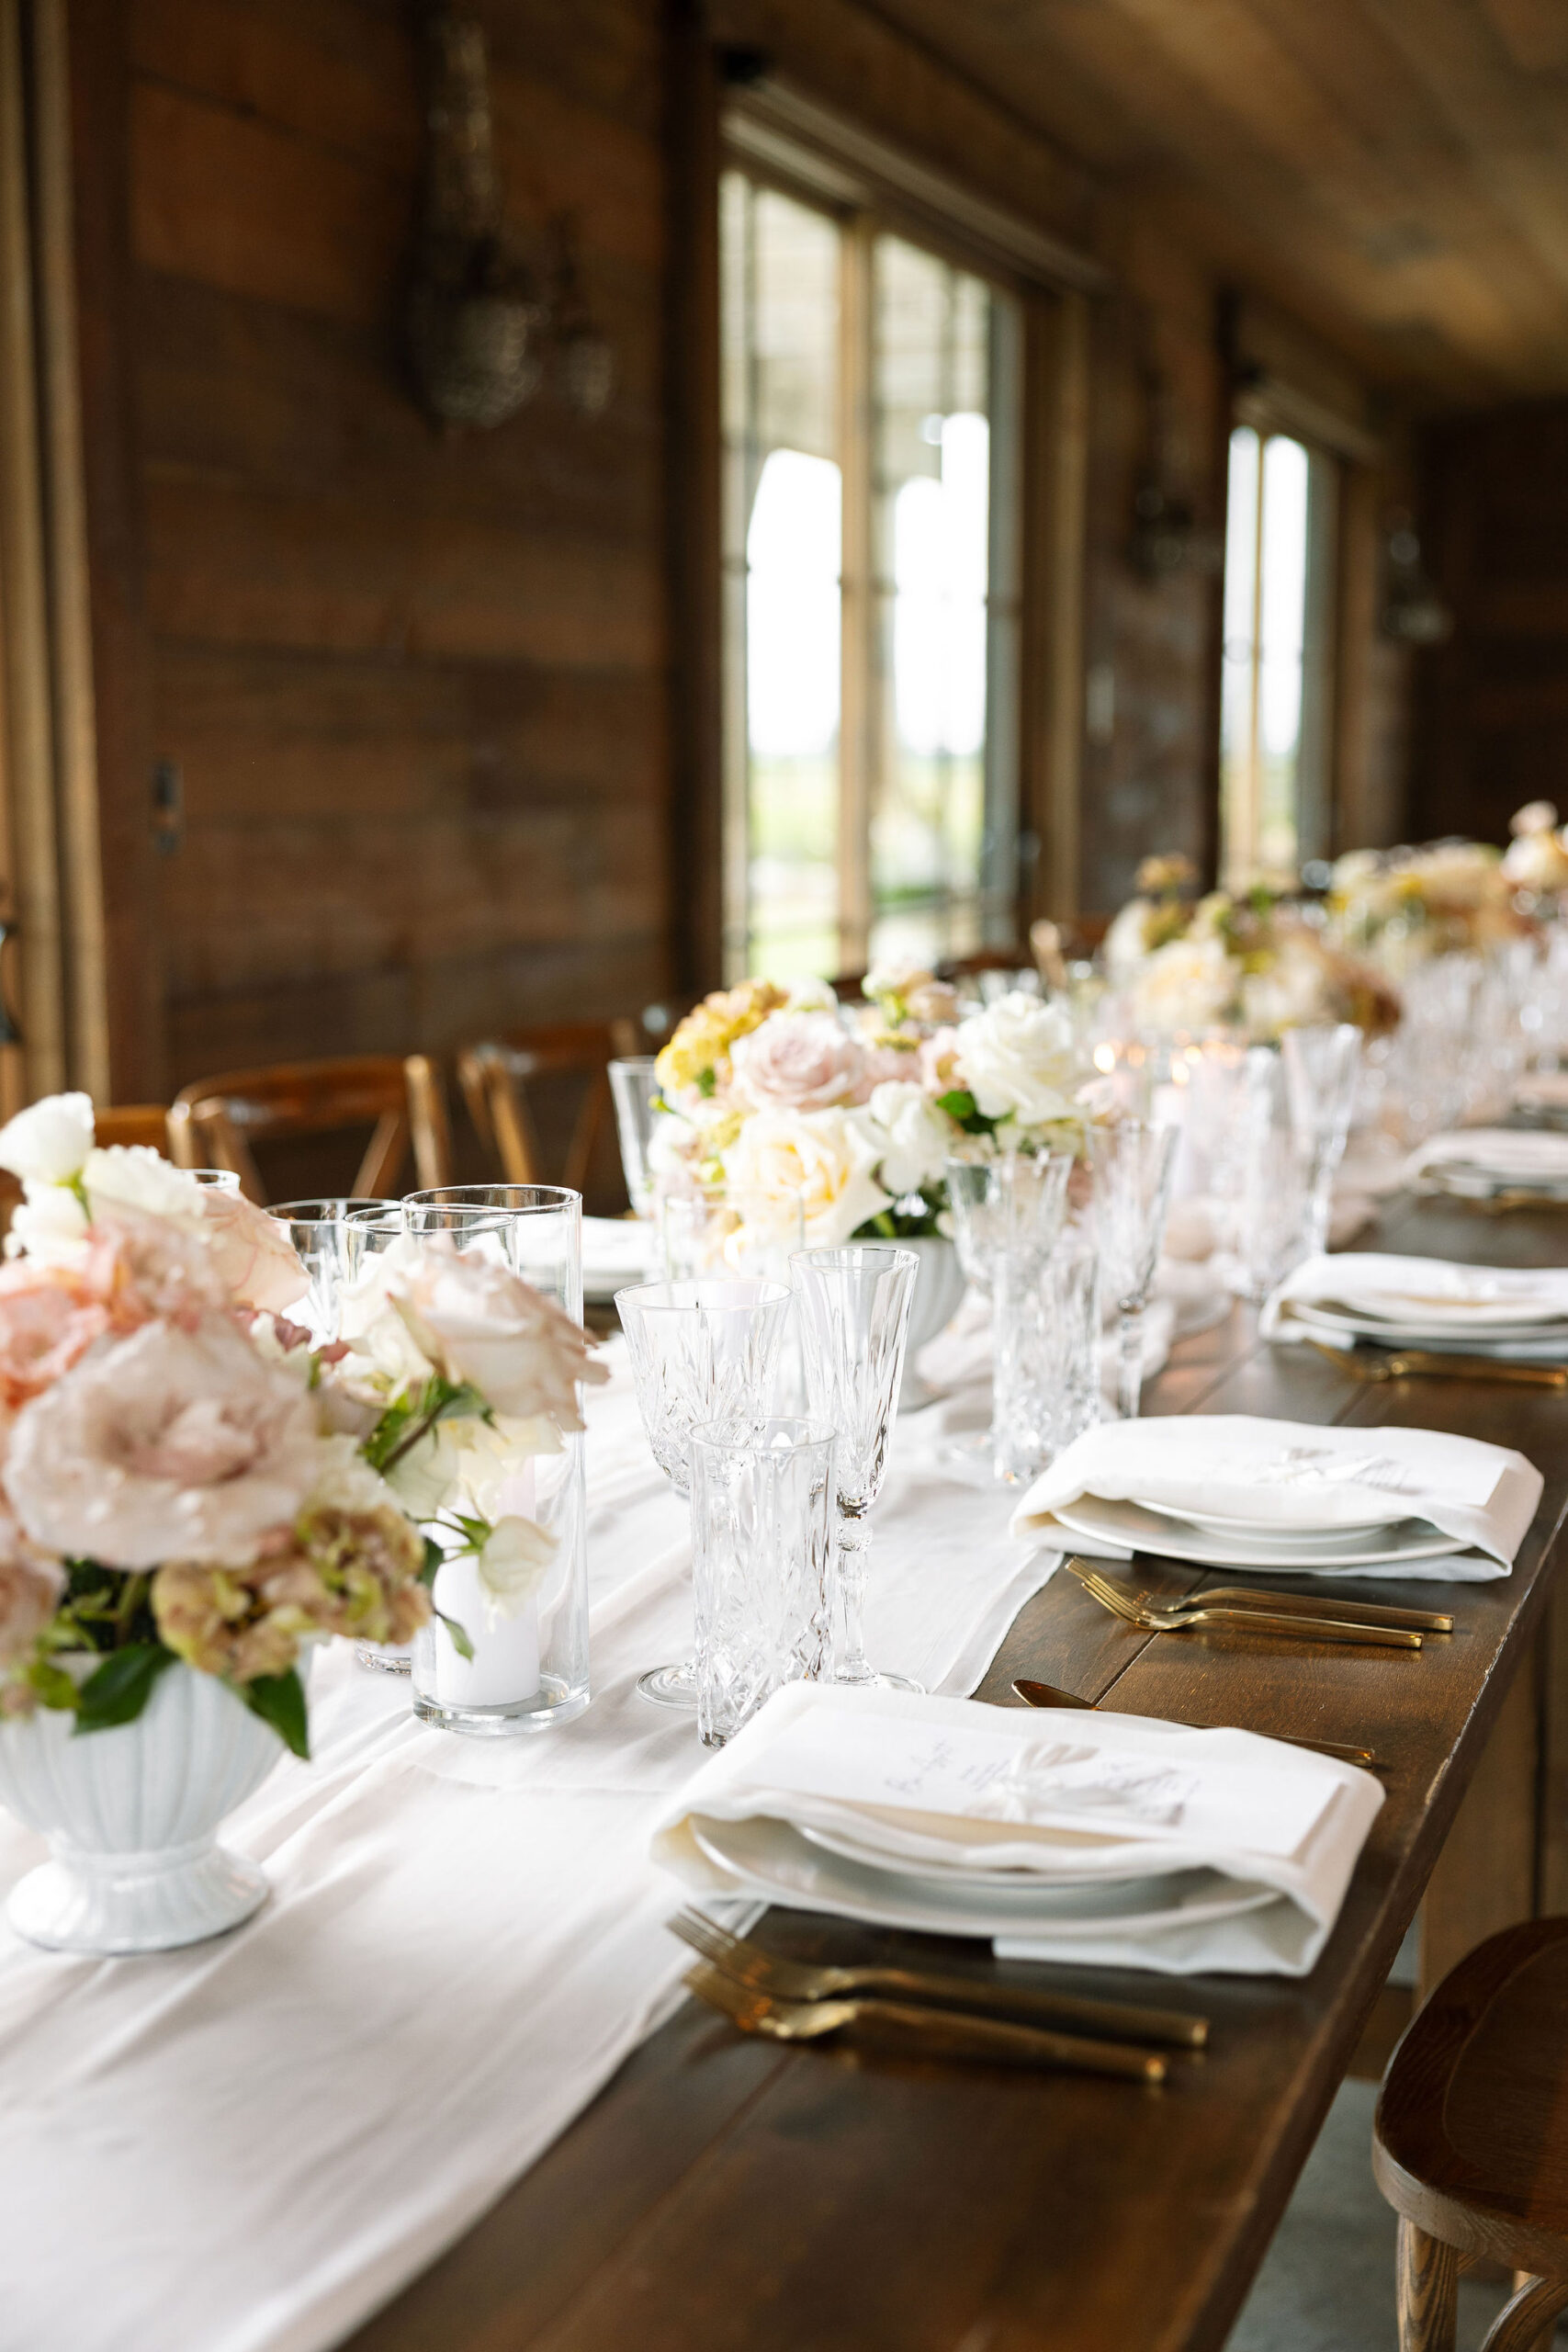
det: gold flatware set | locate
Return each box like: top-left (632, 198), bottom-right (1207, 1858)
top-left (1010, 1676), bottom-right (1382, 1770)
top-left (1306, 1336), bottom-right (1568, 1387)
top-left (671, 1911), bottom-right (1201, 2082)
top-left (1056, 1555), bottom-right (1438, 1649)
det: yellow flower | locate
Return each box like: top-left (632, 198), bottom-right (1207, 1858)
top-left (654, 979), bottom-right (789, 1096)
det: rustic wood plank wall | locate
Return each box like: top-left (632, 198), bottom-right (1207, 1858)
top-left (125, 0), bottom-right (671, 1091)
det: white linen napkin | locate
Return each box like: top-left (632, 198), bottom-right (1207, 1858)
top-left (1404, 1128), bottom-right (1568, 1188)
top-left (1262, 1250), bottom-right (1568, 1357)
top-left (651, 1683), bottom-right (1383, 1977)
top-left (1006, 1412), bottom-right (1541, 1578)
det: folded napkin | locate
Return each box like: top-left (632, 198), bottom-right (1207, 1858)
top-left (1404, 1129), bottom-right (1568, 1189)
top-left (1263, 1250), bottom-right (1568, 1359)
top-left (1007, 1411), bottom-right (1541, 1579)
top-left (651, 1683), bottom-right (1383, 1977)
top-left (585, 1216), bottom-right (659, 1289)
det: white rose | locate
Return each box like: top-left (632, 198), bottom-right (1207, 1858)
top-left (1512, 800), bottom-right (1559, 837)
top-left (783, 977), bottom-right (838, 1012)
top-left (721, 1105), bottom-right (892, 1248)
top-left (955, 993), bottom-right (1079, 1125)
top-left (83, 1145), bottom-right (208, 1224)
top-left (1240, 936), bottom-right (1335, 1040)
top-left (1503, 829), bottom-right (1568, 891)
top-left (474, 1513), bottom-right (557, 1625)
top-left (1103, 900), bottom-right (1157, 980)
top-left (864, 1080), bottom-right (955, 1197)
top-left (5, 1183), bottom-right (90, 1263)
top-left (0, 1091), bottom-right (94, 1185)
top-left (1129, 937), bottom-right (1238, 1037)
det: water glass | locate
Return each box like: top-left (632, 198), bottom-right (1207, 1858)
top-left (663, 1188), bottom-right (805, 1283)
top-left (1280, 1023), bottom-right (1362, 1256)
top-left (992, 1229), bottom-right (1100, 1484)
top-left (404, 1184), bottom-right (582, 1301)
top-left (791, 1245), bottom-right (919, 1690)
top-left (689, 1418), bottom-right (836, 1748)
top-left (615, 1276), bottom-right (793, 1708)
top-left (1087, 1121), bottom-right (1179, 1422)
top-left (268, 1197), bottom-right (401, 1340)
top-left (945, 1152), bottom-right (1074, 1298)
top-left (608, 1057), bottom-right (660, 1219)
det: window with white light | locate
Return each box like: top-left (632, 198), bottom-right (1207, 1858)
top-left (720, 169), bottom-right (1022, 980)
top-left (1218, 424), bottom-right (1337, 889)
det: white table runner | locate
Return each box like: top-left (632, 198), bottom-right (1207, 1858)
top-left (0, 1341), bottom-right (1054, 2352)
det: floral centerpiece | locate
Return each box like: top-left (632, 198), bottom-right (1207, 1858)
top-left (1105, 860), bottom-right (1399, 1042)
top-left (1326, 837), bottom-right (1527, 968)
top-left (0, 1091), bottom-right (604, 1746)
top-left (0, 1092), bottom-right (604, 1951)
top-left (1501, 800), bottom-right (1568, 905)
top-left (648, 966), bottom-right (1089, 1249)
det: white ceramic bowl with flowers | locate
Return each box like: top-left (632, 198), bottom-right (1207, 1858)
top-left (0, 1093), bottom-right (604, 1952)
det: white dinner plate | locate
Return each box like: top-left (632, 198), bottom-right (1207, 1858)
top-left (691, 1815), bottom-right (1281, 1940)
top-left (581, 1216), bottom-right (658, 1301)
top-left (796, 1819), bottom-right (1145, 1893)
top-left (1135, 1498), bottom-right (1401, 1544)
top-left (1292, 1299), bottom-right (1568, 1351)
top-left (1053, 1494), bottom-right (1471, 1572)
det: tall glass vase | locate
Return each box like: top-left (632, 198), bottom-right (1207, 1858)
top-left (406, 1185), bottom-right (591, 1736)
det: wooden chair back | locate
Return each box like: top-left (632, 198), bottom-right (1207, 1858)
top-left (93, 1104), bottom-right (175, 1155)
top-left (457, 1020), bottom-right (640, 1193)
top-left (167, 1055), bottom-right (451, 1205)
top-left (1373, 1915), bottom-right (1568, 2350)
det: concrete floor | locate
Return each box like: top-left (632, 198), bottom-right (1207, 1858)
top-left (1224, 2078), bottom-right (1518, 2352)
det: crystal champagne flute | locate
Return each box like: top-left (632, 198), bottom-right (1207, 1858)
top-left (1087, 1121), bottom-right (1179, 1423)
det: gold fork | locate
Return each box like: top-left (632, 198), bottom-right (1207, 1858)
top-left (669, 1907), bottom-right (1207, 2049)
top-left (1057, 1556), bottom-right (1451, 1635)
top-left (684, 1961), bottom-right (1168, 2082)
top-left (1071, 1563), bottom-right (1423, 1649)
top-left (1305, 1337), bottom-right (1568, 1388)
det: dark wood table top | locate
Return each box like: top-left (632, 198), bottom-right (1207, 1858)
top-left (344, 1193), bottom-right (1568, 2352)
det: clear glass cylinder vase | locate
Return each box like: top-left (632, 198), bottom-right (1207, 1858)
top-left (408, 1185), bottom-right (591, 1735)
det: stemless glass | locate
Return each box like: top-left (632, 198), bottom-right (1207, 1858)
top-left (992, 1228), bottom-right (1100, 1484)
top-left (608, 1057), bottom-right (660, 1220)
top-left (404, 1185), bottom-right (592, 1735)
top-left (791, 1245), bottom-right (919, 1690)
top-left (1281, 1023), bottom-right (1363, 1256)
top-left (615, 1276), bottom-right (792, 1707)
top-left (689, 1417), bottom-right (836, 1748)
top-left (1087, 1121), bottom-right (1179, 1422)
top-left (184, 1169), bottom-right (243, 1192)
top-left (268, 1198), bottom-right (400, 1340)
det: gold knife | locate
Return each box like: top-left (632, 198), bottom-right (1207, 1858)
top-left (1306, 1336), bottom-right (1568, 1386)
top-left (1011, 1678), bottom-right (1382, 1770)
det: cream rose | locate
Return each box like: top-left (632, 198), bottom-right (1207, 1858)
top-left (955, 993), bottom-right (1079, 1125)
top-left (389, 1242), bottom-right (608, 1430)
top-left (863, 1080), bottom-right (955, 1197)
top-left (6, 1314), bottom-right (322, 1568)
top-left (1129, 936), bottom-right (1238, 1038)
top-left (721, 1105), bottom-right (892, 1247)
top-left (729, 1011), bottom-right (868, 1114)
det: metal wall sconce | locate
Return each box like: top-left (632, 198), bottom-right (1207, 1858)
top-left (405, 6), bottom-right (615, 431)
top-left (1128, 347), bottom-right (1222, 582)
top-left (1380, 510), bottom-right (1453, 645)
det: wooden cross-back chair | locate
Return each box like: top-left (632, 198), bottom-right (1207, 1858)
top-left (1374, 1916), bottom-right (1568, 2352)
top-left (93, 1104), bottom-right (175, 1155)
top-left (457, 1020), bottom-right (641, 1193)
top-left (166, 1055), bottom-right (451, 1205)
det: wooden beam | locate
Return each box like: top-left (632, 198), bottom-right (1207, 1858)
top-left (1022, 288), bottom-right (1089, 922)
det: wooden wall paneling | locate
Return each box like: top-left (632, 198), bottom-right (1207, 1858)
top-left (665, 1), bottom-right (722, 998)
top-left (1021, 288), bottom-right (1089, 922)
top-left (67, 0), bottom-right (159, 1099)
top-left (0, 0), bottom-right (68, 1106)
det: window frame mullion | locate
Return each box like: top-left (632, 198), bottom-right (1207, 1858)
top-left (836, 209), bottom-right (874, 978)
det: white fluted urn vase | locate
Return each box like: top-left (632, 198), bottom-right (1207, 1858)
top-left (0, 1657), bottom-right (297, 1955)
top-left (897, 1235), bottom-right (966, 1411)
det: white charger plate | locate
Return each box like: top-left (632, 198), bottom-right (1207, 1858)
top-left (1053, 1494), bottom-right (1470, 1572)
top-left (692, 1815), bottom-right (1280, 1939)
top-left (1135, 1497), bottom-right (1400, 1544)
top-left (1292, 1299), bottom-right (1568, 1350)
top-left (796, 1819), bottom-right (1144, 1893)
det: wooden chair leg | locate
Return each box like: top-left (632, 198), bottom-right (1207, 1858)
top-left (1398, 2218), bottom-right (1459, 2352)
top-left (1483, 2274), bottom-right (1568, 2352)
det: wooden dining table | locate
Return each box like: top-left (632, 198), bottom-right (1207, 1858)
top-left (344, 1189), bottom-right (1568, 2352)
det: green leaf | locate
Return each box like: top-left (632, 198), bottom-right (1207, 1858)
top-left (695, 1067), bottom-right (716, 1098)
top-left (419, 1534), bottom-right (444, 1588)
top-left (73, 1642), bottom-right (177, 1736)
top-left (27, 1659), bottom-right (80, 1713)
top-left (242, 1668), bottom-right (310, 1759)
top-left (434, 1606), bottom-right (475, 1662)
top-left (936, 1087), bottom-right (976, 1122)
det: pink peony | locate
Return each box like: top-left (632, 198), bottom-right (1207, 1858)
top-left (390, 1240), bottom-right (608, 1429)
top-left (83, 1206), bottom-right (229, 1327)
top-left (5, 1314), bottom-right (322, 1569)
top-left (200, 1187), bottom-right (310, 1314)
top-left (0, 1261), bottom-right (118, 1410)
top-left (730, 1012), bottom-right (868, 1114)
